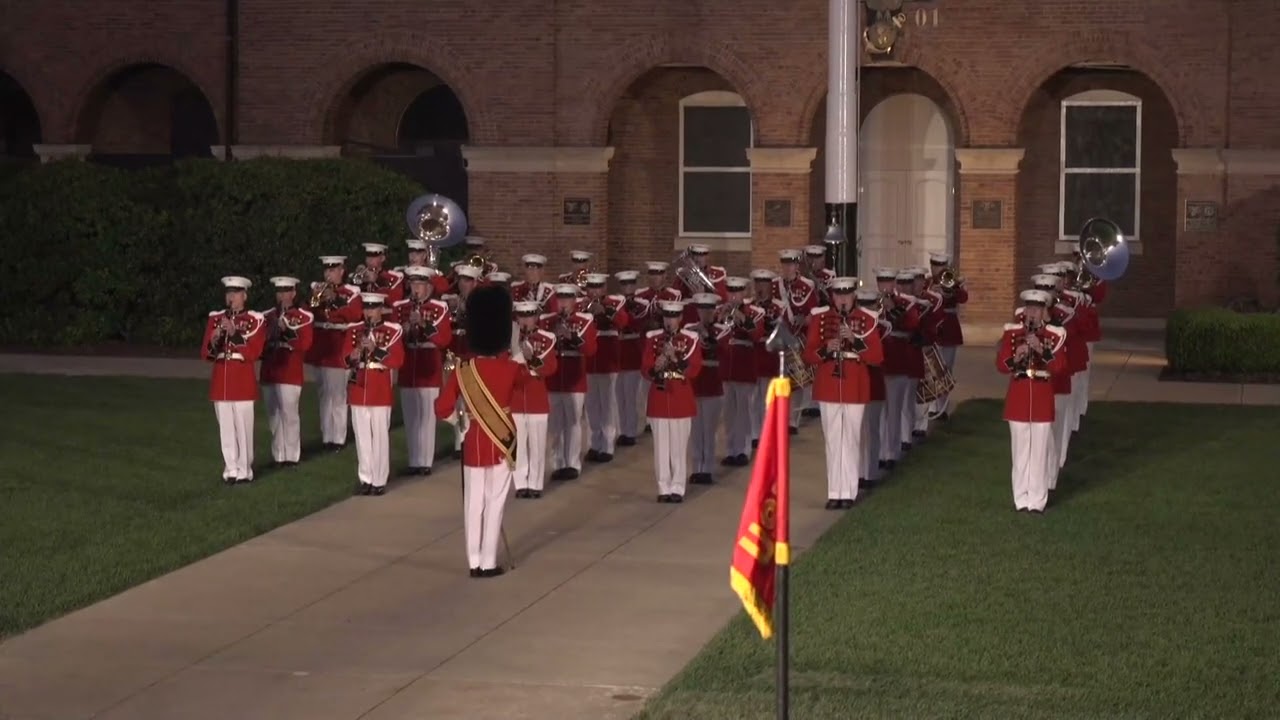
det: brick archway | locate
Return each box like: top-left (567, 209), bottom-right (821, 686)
top-left (998, 31), bottom-right (1202, 147)
top-left (67, 54), bottom-right (221, 142)
top-left (577, 35), bottom-right (769, 146)
top-left (300, 32), bottom-right (494, 146)
top-left (797, 43), bottom-right (973, 148)
top-left (0, 68), bottom-right (44, 155)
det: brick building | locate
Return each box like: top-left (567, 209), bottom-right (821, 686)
top-left (2, 0), bottom-right (1278, 323)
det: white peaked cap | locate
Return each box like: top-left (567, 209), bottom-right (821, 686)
top-left (1031, 274), bottom-right (1058, 288)
top-left (513, 301), bottom-right (540, 313)
top-left (1037, 263), bottom-right (1062, 274)
top-left (554, 283), bottom-right (579, 296)
top-left (804, 245), bottom-right (826, 256)
top-left (829, 277), bottom-right (860, 292)
top-left (855, 289), bottom-right (880, 302)
top-left (319, 255), bottom-right (347, 266)
top-left (455, 265), bottom-right (483, 280)
top-left (895, 272), bottom-right (915, 282)
top-left (929, 252), bottom-right (951, 264)
top-left (584, 273), bottom-right (609, 285)
top-left (750, 269), bottom-right (777, 281)
top-left (658, 300), bottom-right (685, 314)
top-left (406, 239), bottom-right (427, 250)
top-left (360, 292), bottom-right (387, 305)
top-left (221, 276), bottom-right (252, 290)
top-left (486, 272), bottom-right (512, 283)
top-left (646, 261), bottom-right (669, 272)
top-left (725, 276), bottom-right (749, 289)
top-left (1021, 289), bottom-right (1052, 305)
top-left (522, 254), bottom-right (547, 264)
top-left (614, 270), bottom-right (640, 282)
top-left (269, 276), bottom-right (300, 288)
top-left (464, 235), bottom-right (486, 246)
top-left (778, 249), bottom-right (802, 261)
top-left (873, 267), bottom-right (897, 279)
top-left (691, 293), bottom-right (720, 306)
top-left (688, 243), bottom-right (711, 254)
top-left (404, 265), bottom-right (436, 279)
top-left (570, 250), bottom-right (592, 261)
top-left (362, 243), bottom-right (388, 254)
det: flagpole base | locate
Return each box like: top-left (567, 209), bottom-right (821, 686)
top-left (776, 562), bottom-right (790, 720)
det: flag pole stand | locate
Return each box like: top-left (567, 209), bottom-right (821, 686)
top-left (775, 349), bottom-right (791, 720)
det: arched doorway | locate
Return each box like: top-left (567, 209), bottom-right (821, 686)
top-left (0, 71), bottom-right (42, 158)
top-left (327, 63), bottom-right (469, 207)
top-left (76, 63), bottom-right (219, 166)
top-left (606, 66), bottom-right (756, 276)
top-left (1016, 66), bottom-right (1178, 317)
top-left (857, 93), bottom-right (955, 283)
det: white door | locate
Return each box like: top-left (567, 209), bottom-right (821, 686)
top-left (857, 94), bottom-right (954, 285)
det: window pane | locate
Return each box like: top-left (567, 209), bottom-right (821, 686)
top-left (1063, 172), bottom-right (1136, 237)
top-left (1064, 105), bottom-right (1138, 169)
top-left (683, 171), bottom-right (751, 234)
top-left (683, 106), bottom-right (751, 168)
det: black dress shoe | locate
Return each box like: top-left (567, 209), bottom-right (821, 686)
top-left (562, 468), bottom-right (580, 480)
top-left (514, 489), bottom-right (527, 498)
top-left (912, 430), bottom-right (927, 439)
top-left (481, 567), bottom-right (507, 578)
top-left (235, 477), bottom-right (252, 485)
top-left (617, 435), bottom-right (637, 446)
top-left (644, 424), bottom-right (652, 434)
top-left (356, 483), bottom-right (372, 496)
top-left (861, 478), bottom-right (878, 490)
top-left (840, 499), bottom-right (855, 509)
top-left (223, 477), bottom-right (236, 486)
top-left (734, 453), bottom-right (749, 465)
top-left (657, 494), bottom-right (671, 503)
top-left (373, 486), bottom-right (386, 496)
top-left (470, 567), bottom-right (481, 578)
top-left (901, 442), bottom-right (912, 452)
top-left (598, 453), bottom-right (613, 462)
top-left (886, 459), bottom-right (897, 470)
top-left (751, 440), bottom-right (759, 449)
top-left (331, 443), bottom-right (345, 452)
top-left (420, 467), bottom-right (432, 476)
top-left (585, 449), bottom-right (602, 462)
top-left (801, 408), bottom-right (821, 418)
top-left (691, 473), bottom-right (713, 485)
top-left (531, 490), bottom-right (542, 499)
top-left (825, 499), bottom-right (840, 510)
top-left (669, 494), bottom-right (684, 503)
top-left (720, 456), bottom-right (735, 466)
top-left (551, 468), bottom-right (568, 481)
top-left (938, 411), bottom-right (950, 422)
top-left (878, 459), bottom-right (888, 470)
top-left (789, 426), bottom-right (799, 436)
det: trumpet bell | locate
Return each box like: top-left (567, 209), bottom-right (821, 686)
top-left (1077, 217), bottom-right (1129, 281)
top-left (405, 194), bottom-right (468, 251)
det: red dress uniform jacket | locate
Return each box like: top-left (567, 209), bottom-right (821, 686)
top-left (586, 295), bottom-right (632, 375)
top-left (542, 310), bottom-right (598, 393)
top-left (802, 306), bottom-right (885, 404)
top-left (931, 282), bottom-right (968, 346)
top-left (204, 310), bottom-right (268, 402)
top-left (305, 283), bottom-right (363, 368)
top-left (754, 297), bottom-right (791, 380)
top-left (642, 329), bottom-right (704, 418)
top-left (392, 297), bottom-right (452, 388)
top-left (676, 266), bottom-right (728, 321)
top-left (1054, 304), bottom-right (1089, 376)
top-left (685, 320), bottom-right (732, 398)
top-left (1064, 289), bottom-right (1101, 343)
top-left (511, 280), bottom-right (554, 309)
top-left (259, 306), bottom-right (315, 386)
top-left (1015, 306), bottom-right (1072, 397)
top-left (511, 328), bottom-right (559, 414)
top-left (619, 294), bottom-right (650, 372)
top-left (996, 323), bottom-right (1068, 423)
top-left (773, 277), bottom-right (819, 333)
top-left (360, 269), bottom-right (406, 309)
top-left (723, 303), bottom-right (765, 384)
top-left (343, 321), bottom-right (405, 407)
top-left (434, 354), bottom-right (522, 467)
top-left (882, 294), bottom-right (923, 377)
top-left (635, 286), bottom-right (683, 331)
top-left (868, 318), bottom-right (890, 403)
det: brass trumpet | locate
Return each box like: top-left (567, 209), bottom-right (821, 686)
top-left (310, 283), bottom-right (335, 309)
top-left (936, 266), bottom-right (964, 291)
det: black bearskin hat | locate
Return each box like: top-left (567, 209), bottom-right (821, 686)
top-left (465, 285), bottom-right (514, 356)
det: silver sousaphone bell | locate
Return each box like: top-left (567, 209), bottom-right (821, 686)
top-left (405, 193), bottom-right (469, 269)
top-left (1077, 217), bottom-right (1130, 281)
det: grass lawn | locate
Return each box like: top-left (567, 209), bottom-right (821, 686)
top-left (0, 373), bottom-right (454, 639)
top-left (639, 400), bottom-right (1280, 719)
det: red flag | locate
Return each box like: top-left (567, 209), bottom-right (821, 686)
top-left (729, 377), bottom-right (792, 639)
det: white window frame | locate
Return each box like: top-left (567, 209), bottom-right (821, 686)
top-left (1057, 89), bottom-right (1143, 256)
top-left (678, 90), bottom-right (753, 243)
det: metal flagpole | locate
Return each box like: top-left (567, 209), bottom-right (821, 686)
top-left (774, 343), bottom-right (790, 720)
top-left (824, 0), bottom-right (861, 279)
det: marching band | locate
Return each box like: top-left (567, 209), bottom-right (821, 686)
top-left (203, 228), bottom-right (1114, 571)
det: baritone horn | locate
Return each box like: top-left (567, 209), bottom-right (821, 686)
top-left (1077, 217), bottom-right (1130, 282)
top-left (405, 193), bottom-right (469, 268)
top-left (672, 248), bottom-right (716, 294)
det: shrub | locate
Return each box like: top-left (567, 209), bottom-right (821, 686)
top-left (1165, 307), bottom-right (1280, 376)
top-left (0, 158), bottom-right (438, 348)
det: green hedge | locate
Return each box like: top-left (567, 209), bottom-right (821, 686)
top-left (1166, 308), bottom-right (1280, 375)
top-left (0, 159), bottom-right (438, 348)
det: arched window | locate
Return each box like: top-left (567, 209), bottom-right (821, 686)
top-left (678, 91), bottom-right (753, 240)
top-left (1060, 89), bottom-right (1141, 249)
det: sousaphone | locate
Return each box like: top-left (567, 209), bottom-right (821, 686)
top-left (1077, 217), bottom-right (1130, 281)
top-left (405, 193), bottom-right (469, 269)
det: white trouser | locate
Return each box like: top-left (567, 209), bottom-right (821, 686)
top-left (691, 397), bottom-right (723, 474)
top-left (351, 405), bottom-right (391, 487)
top-left (789, 384), bottom-right (809, 428)
top-left (751, 378), bottom-right (769, 441)
top-left (213, 400), bottom-right (255, 480)
top-left (548, 392), bottom-right (586, 470)
top-left (1056, 390), bottom-right (1072, 470)
top-left (861, 400), bottom-right (884, 480)
top-left (820, 402), bottom-right (865, 501)
top-left (879, 402), bottom-right (890, 461)
top-left (263, 384), bottom-right (302, 463)
top-left (723, 382), bottom-right (755, 457)
top-left (913, 400), bottom-right (930, 433)
top-left (1047, 395), bottom-right (1070, 490)
top-left (1009, 421), bottom-right (1052, 511)
top-left (932, 345), bottom-right (958, 415)
top-left (586, 373), bottom-right (619, 453)
top-left (400, 387), bottom-right (440, 468)
top-left (900, 379), bottom-right (919, 443)
top-left (883, 375), bottom-right (912, 460)
top-left (317, 367), bottom-right (350, 444)
top-left (463, 463), bottom-right (513, 570)
top-left (1070, 372), bottom-right (1084, 432)
top-left (616, 370), bottom-right (643, 437)
top-left (651, 417), bottom-right (692, 496)
top-left (1082, 343), bottom-right (1095, 416)
top-left (513, 413), bottom-right (549, 491)
top-left (637, 375), bottom-right (649, 428)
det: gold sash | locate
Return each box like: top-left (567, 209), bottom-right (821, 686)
top-left (456, 359), bottom-right (517, 468)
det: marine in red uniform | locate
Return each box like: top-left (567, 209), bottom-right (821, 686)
top-left (395, 239), bottom-right (453, 298)
top-left (614, 270), bottom-right (649, 446)
top-left (643, 301), bottom-right (703, 502)
top-left (354, 243), bottom-right (405, 312)
top-left (556, 249), bottom-right (594, 294)
top-left (910, 266), bottom-right (945, 439)
top-left (685, 293), bottom-right (732, 484)
top-left (204, 276), bottom-right (268, 485)
top-left (485, 271), bottom-right (511, 289)
top-left (801, 244), bottom-right (836, 420)
top-left (802, 278), bottom-right (885, 509)
top-left (259, 276), bottom-right (315, 467)
top-left (511, 301), bottom-right (558, 498)
top-left (444, 265), bottom-right (483, 361)
top-left (996, 289), bottom-right (1067, 513)
top-left (719, 276), bottom-right (764, 466)
top-left (878, 269), bottom-right (923, 464)
top-left (510, 253), bottom-right (554, 310)
top-left (462, 235), bottom-right (499, 275)
top-left (434, 286), bottom-right (523, 577)
top-left (392, 267), bottom-right (453, 475)
top-left (305, 255), bottom-right (364, 450)
top-left (542, 283), bottom-right (598, 480)
top-left (775, 249), bottom-right (819, 431)
top-left (582, 273), bottom-right (632, 463)
top-left (750, 269), bottom-right (789, 448)
top-left (344, 293), bottom-right (405, 496)
top-left (635, 261), bottom-right (683, 430)
top-left (674, 244), bottom-right (728, 322)
top-left (854, 289), bottom-right (891, 486)
top-left (927, 252), bottom-right (967, 420)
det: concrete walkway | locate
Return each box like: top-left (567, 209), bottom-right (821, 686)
top-left (0, 336), bottom-right (1275, 720)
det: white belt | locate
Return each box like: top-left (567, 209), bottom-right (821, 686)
top-left (620, 333), bottom-right (641, 340)
top-left (597, 330), bottom-right (619, 338)
top-left (217, 352), bottom-right (245, 362)
top-left (560, 351), bottom-right (582, 357)
top-left (834, 352), bottom-right (861, 359)
top-left (455, 329), bottom-right (468, 335)
top-left (729, 339), bottom-right (753, 347)
top-left (1018, 370), bottom-right (1051, 379)
top-left (944, 308), bottom-right (958, 315)
top-left (405, 342), bottom-right (438, 349)
top-left (360, 362), bottom-right (387, 370)
top-left (889, 331), bottom-right (909, 339)
top-left (316, 322), bottom-right (347, 331)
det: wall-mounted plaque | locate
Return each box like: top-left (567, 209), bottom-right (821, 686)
top-left (1184, 200), bottom-right (1219, 232)
top-left (764, 199), bottom-right (792, 228)
top-left (971, 199), bottom-right (1003, 230)
top-left (563, 198), bottom-right (591, 225)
